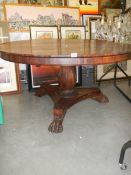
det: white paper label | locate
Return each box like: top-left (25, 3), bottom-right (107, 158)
top-left (71, 53), bottom-right (77, 57)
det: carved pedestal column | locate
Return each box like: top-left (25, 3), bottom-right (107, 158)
top-left (35, 66), bottom-right (108, 133)
top-left (48, 66), bottom-right (77, 133)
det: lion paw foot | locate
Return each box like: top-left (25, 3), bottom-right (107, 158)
top-left (48, 120), bottom-right (63, 133)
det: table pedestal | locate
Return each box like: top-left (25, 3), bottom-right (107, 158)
top-left (35, 66), bottom-right (109, 133)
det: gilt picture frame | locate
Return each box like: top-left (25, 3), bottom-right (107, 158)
top-left (0, 21), bottom-right (9, 43)
top-left (105, 8), bottom-right (122, 18)
top-left (0, 0), bottom-right (18, 20)
top-left (100, 0), bottom-right (122, 13)
top-left (126, 0), bottom-right (131, 9)
top-left (4, 4), bottom-right (80, 32)
top-left (82, 14), bottom-right (101, 39)
top-left (88, 16), bottom-right (101, 39)
top-left (67, 0), bottom-right (99, 15)
top-left (29, 25), bottom-right (59, 39)
top-left (36, 0), bottom-right (64, 6)
top-left (60, 25), bottom-right (86, 39)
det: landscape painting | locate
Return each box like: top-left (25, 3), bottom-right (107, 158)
top-left (29, 25), bottom-right (59, 39)
top-left (60, 26), bottom-right (86, 39)
top-left (38, 0), bottom-right (64, 6)
top-left (65, 30), bottom-right (81, 39)
top-left (36, 31), bottom-right (53, 39)
top-left (4, 4), bottom-right (80, 31)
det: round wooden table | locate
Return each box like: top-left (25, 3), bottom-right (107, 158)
top-left (0, 39), bottom-right (131, 133)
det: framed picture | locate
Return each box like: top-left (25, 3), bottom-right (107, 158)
top-left (105, 8), bottom-right (122, 18)
top-left (27, 65), bottom-right (82, 90)
top-left (29, 25), bottom-right (59, 39)
top-left (4, 4), bottom-right (80, 32)
top-left (82, 14), bottom-right (101, 39)
top-left (126, 0), bottom-right (131, 9)
top-left (89, 16), bottom-right (101, 39)
top-left (0, 0), bottom-right (18, 20)
top-left (67, 0), bottom-right (99, 15)
top-left (0, 5), bottom-right (4, 20)
top-left (95, 61), bottom-right (131, 81)
top-left (37, 0), bottom-right (64, 6)
top-left (60, 25), bottom-right (86, 39)
top-left (0, 60), bottom-right (21, 94)
top-left (100, 0), bottom-right (121, 13)
top-left (27, 65), bottom-right (60, 90)
top-left (0, 21), bottom-right (21, 95)
top-left (0, 21), bottom-right (10, 43)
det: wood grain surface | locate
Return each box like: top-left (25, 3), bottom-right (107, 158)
top-left (0, 39), bottom-right (131, 66)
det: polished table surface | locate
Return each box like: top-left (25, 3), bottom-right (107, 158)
top-left (0, 39), bottom-right (131, 65)
top-left (0, 39), bottom-right (131, 133)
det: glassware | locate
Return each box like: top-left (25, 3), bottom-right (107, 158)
top-left (95, 9), bottom-right (131, 43)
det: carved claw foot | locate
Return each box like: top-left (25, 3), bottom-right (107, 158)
top-left (93, 93), bottom-right (109, 103)
top-left (48, 117), bottom-right (64, 133)
top-left (48, 107), bottom-right (66, 133)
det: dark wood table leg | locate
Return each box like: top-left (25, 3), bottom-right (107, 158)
top-left (36, 66), bottom-right (109, 133)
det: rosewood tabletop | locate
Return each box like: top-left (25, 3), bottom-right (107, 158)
top-left (0, 39), bottom-right (131, 133)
